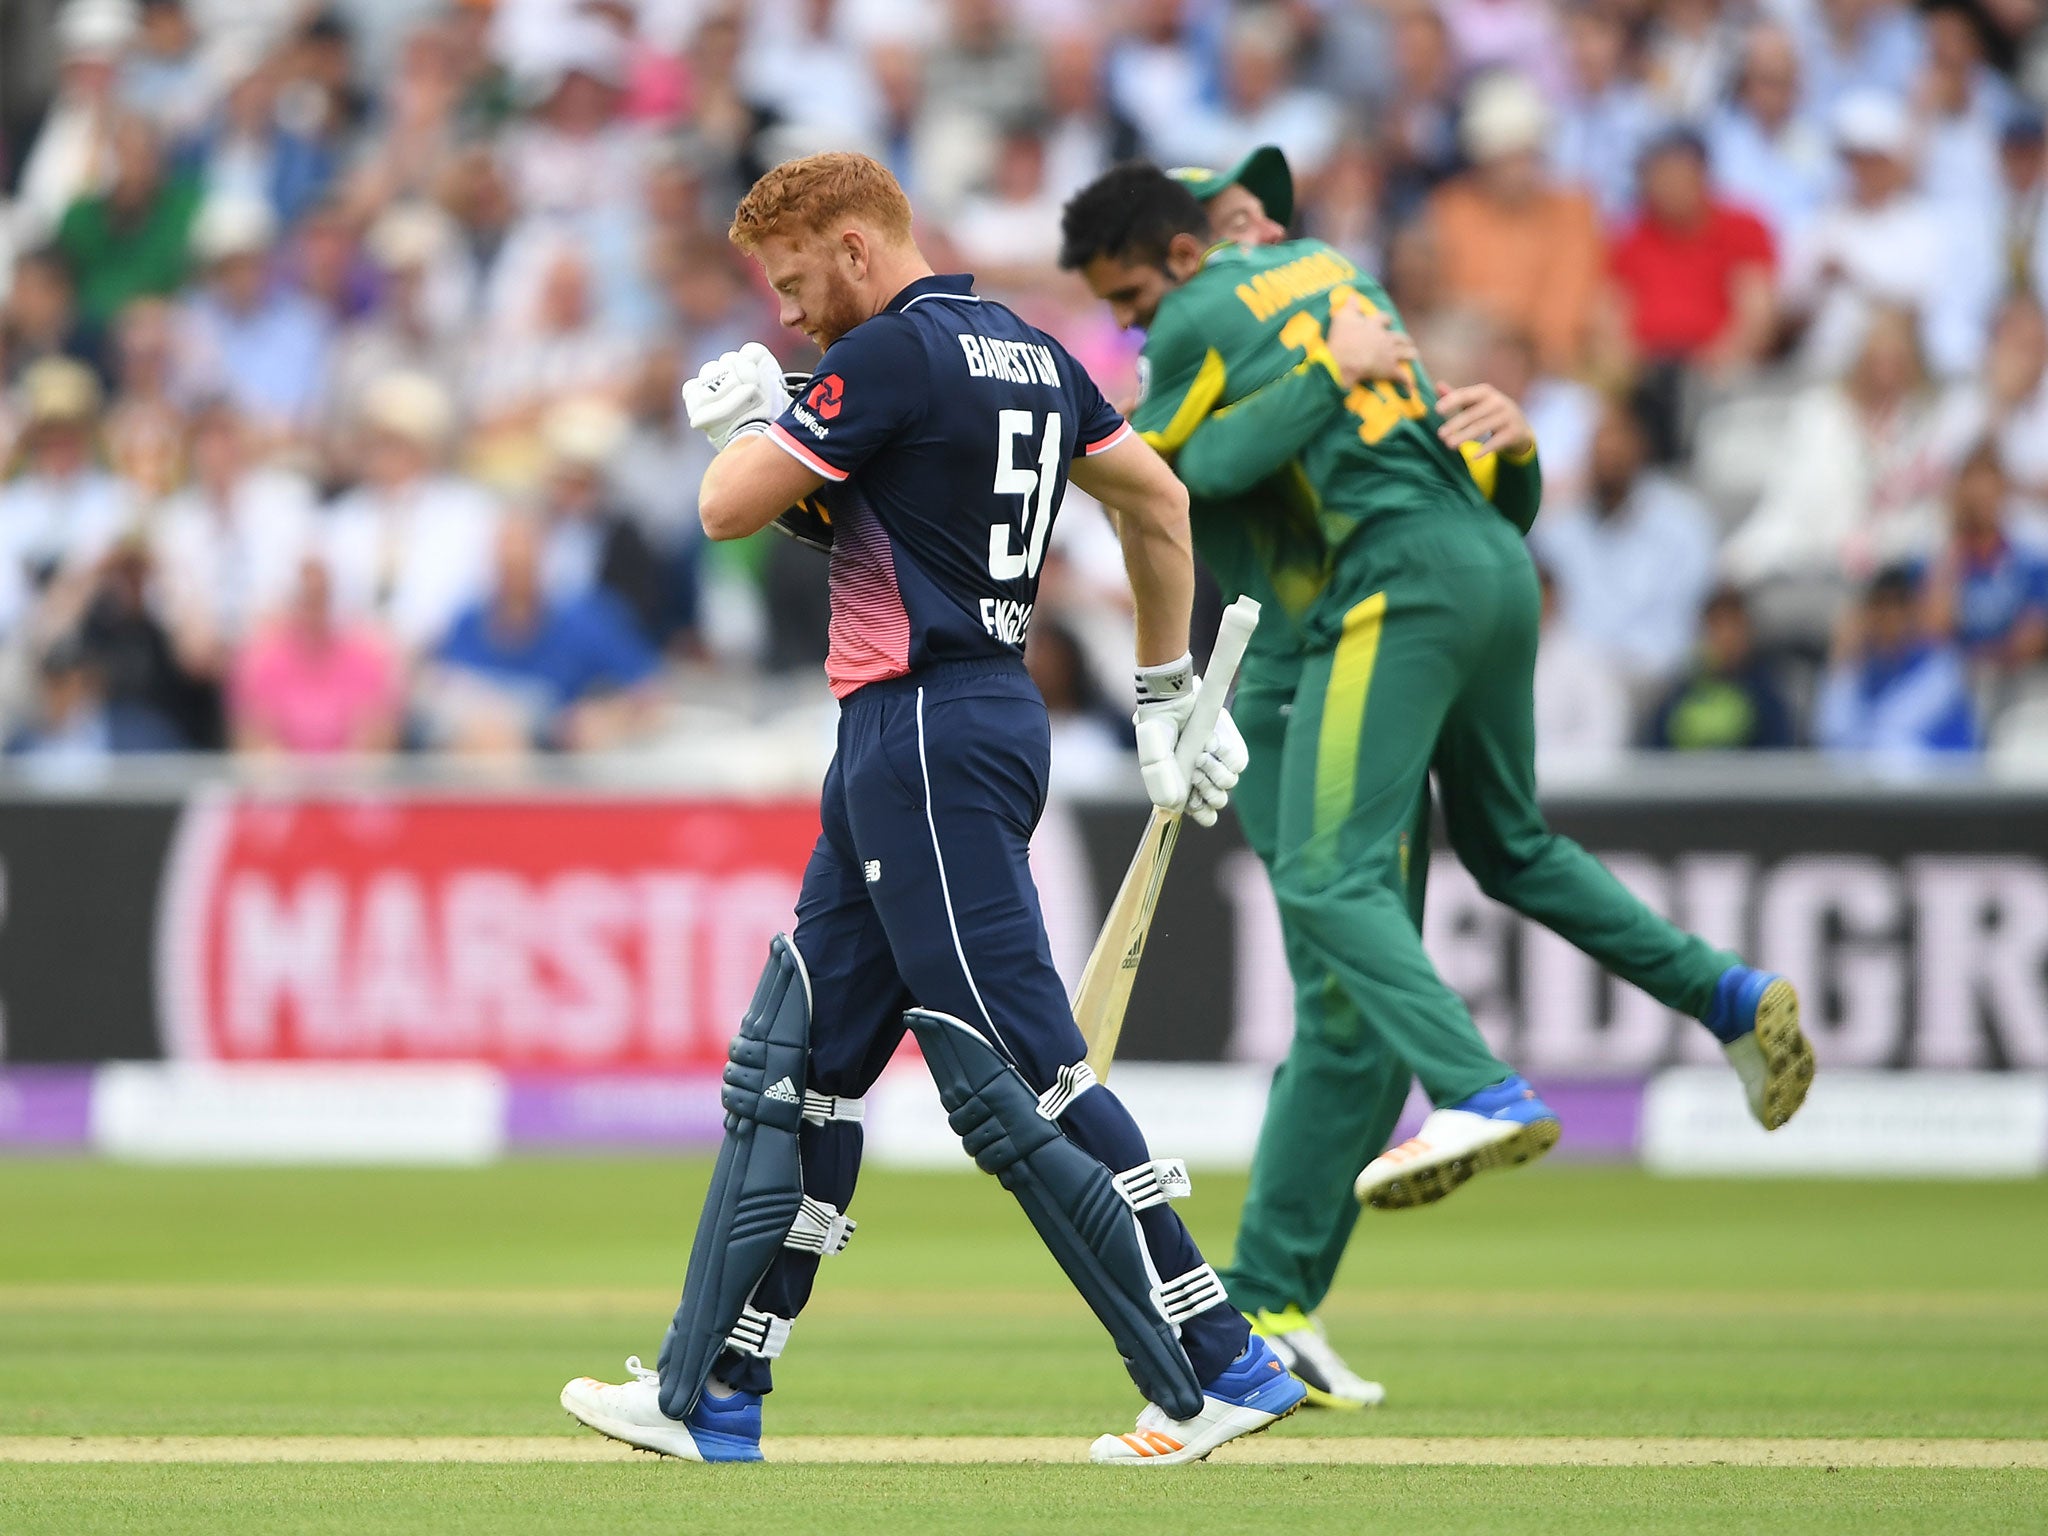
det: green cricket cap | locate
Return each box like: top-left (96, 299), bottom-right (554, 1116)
top-left (1166, 145), bottom-right (1294, 227)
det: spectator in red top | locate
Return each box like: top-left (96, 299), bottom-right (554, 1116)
top-left (1605, 126), bottom-right (1779, 459)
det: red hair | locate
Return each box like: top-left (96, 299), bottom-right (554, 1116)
top-left (729, 153), bottom-right (915, 251)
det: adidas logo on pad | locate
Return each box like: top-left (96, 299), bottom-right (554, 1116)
top-left (765, 1077), bottom-right (800, 1103)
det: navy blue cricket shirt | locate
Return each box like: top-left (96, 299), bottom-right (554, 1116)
top-left (765, 274), bottom-right (1129, 697)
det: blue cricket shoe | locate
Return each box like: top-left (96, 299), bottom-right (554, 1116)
top-left (561, 1357), bottom-right (763, 1462)
top-left (1090, 1332), bottom-right (1308, 1464)
top-left (1353, 1073), bottom-right (1562, 1210)
top-left (1703, 966), bottom-right (1814, 1130)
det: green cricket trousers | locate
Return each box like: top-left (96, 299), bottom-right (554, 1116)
top-left (1222, 503), bottom-right (1735, 1315)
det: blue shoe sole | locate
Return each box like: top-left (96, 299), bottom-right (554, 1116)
top-left (563, 1405), bottom-right (757, 1463)
top-left (686, 1426), bottom-right (764, 1463)
top-left (1364, 1116), bottom-right (1561, 1211)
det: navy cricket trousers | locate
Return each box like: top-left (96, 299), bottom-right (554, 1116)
top-left (721, 658), bottom-right (1247, 1394)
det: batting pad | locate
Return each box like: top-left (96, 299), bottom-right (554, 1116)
top-left (656, 935), bottom-right (818, 1418)
top-left (908, 1008), bottom-right (1206, 1421)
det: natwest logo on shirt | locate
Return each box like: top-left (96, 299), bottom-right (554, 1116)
top-left (806, 374), bottom-right (844, 420)
top-left (156, 796), bottom-right (817, 1068)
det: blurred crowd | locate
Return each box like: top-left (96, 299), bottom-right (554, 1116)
top-left (1, 0), bottom-right (2046, 777)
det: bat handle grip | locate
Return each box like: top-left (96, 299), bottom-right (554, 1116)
top-left (1172, 596), bottom-right (1261, 787)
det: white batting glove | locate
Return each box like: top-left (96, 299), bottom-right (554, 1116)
top-left (1132, 654), bottom-right (1249, 828)
top-left (682, 342), bottom-right (792, 450)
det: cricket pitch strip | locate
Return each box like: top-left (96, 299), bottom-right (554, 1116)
top-left (3, 1436), bottom-right (2044, 1468)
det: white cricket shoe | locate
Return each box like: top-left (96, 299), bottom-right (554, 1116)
top-left (1354, 1075), bottom-right (1561, 1211)
top-left (560, 1357), bottom-right (764, 1462)
top-left (1090, 1334), bottom-right (1306, 1465)
top-left (1251, 1307), bottom-right (1385, 1409)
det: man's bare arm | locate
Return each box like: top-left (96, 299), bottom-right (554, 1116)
top-left (698, 434), bottom-right (828, 541)
top-left (1068, 433), bottom-right (1194, 668)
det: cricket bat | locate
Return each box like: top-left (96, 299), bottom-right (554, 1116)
top-left (1074, 596), bottom-right (1260, 1080)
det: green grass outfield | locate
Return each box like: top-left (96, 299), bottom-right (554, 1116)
top-left (0, 1159), bottom-right (2043, 1533)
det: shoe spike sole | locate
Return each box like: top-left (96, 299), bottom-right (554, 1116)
top-left (1752, 978), bottom-right (1815, 1131)
top-left (563, 1407), bottom-right (703, 1462)
top-left (1101, 1394), bottom-right (1308, 1467)
top-left (1364, 1116), bottom-right (1563, 1211)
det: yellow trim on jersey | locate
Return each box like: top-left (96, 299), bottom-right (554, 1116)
top-left (1460, 440), bottom-right (1499, 501)
top-left (1459, 436), bottom-right (1538, 501)
top-left (1313, 591), bottom-right (1388, 840)
top-left (1299, 339), bottom-right (1346, 390)
top-left (1139, 348), bottom-right (1228, 456)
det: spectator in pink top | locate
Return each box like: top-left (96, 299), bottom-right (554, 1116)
top-left (230, 556), bottom-right (402, 755)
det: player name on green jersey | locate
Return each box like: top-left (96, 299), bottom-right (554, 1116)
top-left (1132, 239), bottom-right (1518, 654)
top-left (1230, 247), bottom-right (1360, 324)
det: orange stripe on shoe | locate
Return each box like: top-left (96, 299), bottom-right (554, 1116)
top-left (1117, 1431), bottom-right (1183, 1457)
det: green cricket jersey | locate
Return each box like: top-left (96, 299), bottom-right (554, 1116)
top-left (1129, 239), bottom-right (1540, 656)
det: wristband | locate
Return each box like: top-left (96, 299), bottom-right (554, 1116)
top-left (1134, 651), bottom-right (1194, 704)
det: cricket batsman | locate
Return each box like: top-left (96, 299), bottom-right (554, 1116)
top-left (1060, 162), bottom-right (1814, 1393)
top-left (561, 153), bottom-right (1306, 1466)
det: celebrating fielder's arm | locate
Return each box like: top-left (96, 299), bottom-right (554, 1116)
top-left (1060, 160), bottom-right (1814, 1385)
top-left (562, 153), bottom-right (1306, 1468)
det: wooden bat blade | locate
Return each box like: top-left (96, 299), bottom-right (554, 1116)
top-left (1074, 807), bottom-right (1182, 1081)
top-left (1071, 595), bottom-right (1261, 1082)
